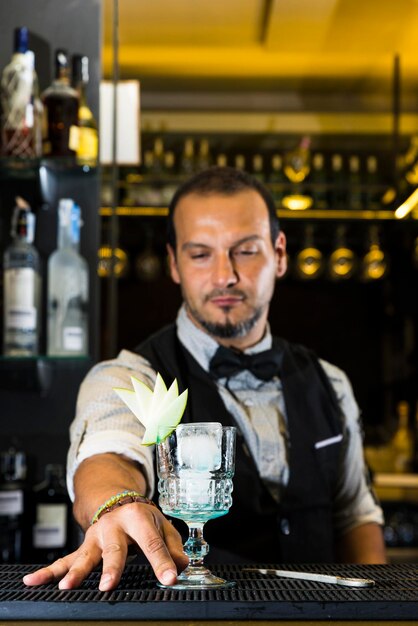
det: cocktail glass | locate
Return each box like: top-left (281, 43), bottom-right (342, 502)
top-left (156, 422), bottom-right (236, 589)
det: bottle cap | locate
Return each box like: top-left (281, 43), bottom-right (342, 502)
top-left (14, 27), bottom-right (29, 54)
top-left (0, 448), bottom-right (27, 482)
top-left (55, 49), bottom-right (69, 72)
top-left (72, 54), bottom-right (89, 85)
top-left (11, 198), bottom-right (36, 244)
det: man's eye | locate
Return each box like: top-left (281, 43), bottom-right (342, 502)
top-left (235, 248), bottom-right (257, 256)
top-left (190, 252), bottom-right (209, 259)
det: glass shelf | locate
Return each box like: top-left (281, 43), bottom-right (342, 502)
top-left (100, 205), bottom-right (418, 221)
top-left (0, 356), bottom-right (93, 395)
top-left (0, 157), bottom-right (98, 179)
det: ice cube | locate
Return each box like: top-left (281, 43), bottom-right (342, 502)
top-left (176, 423), bottom-right (222, 471)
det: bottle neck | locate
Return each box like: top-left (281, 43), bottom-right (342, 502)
top-left (74, 81), bottom-right (88, 106)
top-left (56, 66), bottom-right (70, 85)
top-left (58, 220), bottom-right (74, 249)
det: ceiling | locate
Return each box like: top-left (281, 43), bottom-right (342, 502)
top-left (102, 0), bottom-right (418, 99)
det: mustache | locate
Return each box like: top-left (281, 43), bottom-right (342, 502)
top-left (205, 289), bottom-right (247, 302)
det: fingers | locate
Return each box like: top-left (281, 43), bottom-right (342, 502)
top-left (132, 515), bottom-right (178, 586)
top-left (23, 557), bottom-right (71, 586)
top-left (23, 504), bottom-right (185, 591)
top-left (162, 519), bottom-right (189, 572)
top-left (97, 540), bottom-right (128, 591)
top-left (58, 542), bottom-right (103, 590)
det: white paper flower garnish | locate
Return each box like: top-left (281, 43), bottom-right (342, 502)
top-left (114, 373), bottom-right (188, 445)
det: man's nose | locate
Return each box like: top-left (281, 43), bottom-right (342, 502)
top-left (212, 253), bottom-right (238, 287)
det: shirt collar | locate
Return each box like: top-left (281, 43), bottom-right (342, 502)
top-left (176, 304), bottom-right (273, 373)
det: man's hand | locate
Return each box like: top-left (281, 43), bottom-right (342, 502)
top-left (23, 502), bottom-right (188, 591)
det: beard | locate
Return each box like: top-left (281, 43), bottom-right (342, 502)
top-left (185, 300), bottom-right (264, 339)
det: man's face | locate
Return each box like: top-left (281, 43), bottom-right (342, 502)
top-left (167, 190), bottom-right (287, 349)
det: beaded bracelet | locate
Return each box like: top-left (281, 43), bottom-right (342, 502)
top-left (90, 490), bottom-right (156, 525)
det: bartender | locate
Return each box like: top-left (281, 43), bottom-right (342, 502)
top-left (23, 166), bottom-right (386, 592)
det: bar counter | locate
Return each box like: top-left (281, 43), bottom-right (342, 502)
top-left (0, 563), bottom-right (417, 623)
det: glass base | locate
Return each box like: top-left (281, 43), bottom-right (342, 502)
top-left (157, 565), bottom-right (236, 590)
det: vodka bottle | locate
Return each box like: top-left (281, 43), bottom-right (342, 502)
top-left (71, 54), bottom-right (98, 167)
top-left (32, 464), bottom-right (72, 563)
top-left (41, 49), bottom-right (79, 158)
top-left (0, 27), bottom-right (42, 158)
top-left (3, 198), bottom-right (41, 356)
top-left (47, 199), bottom-right (89, 356)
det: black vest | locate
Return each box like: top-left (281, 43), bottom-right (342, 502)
top-left (136, 324), bottom-right (344, 563)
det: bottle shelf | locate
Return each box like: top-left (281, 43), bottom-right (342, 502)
top-left (100, 205), bottom-right (418, 221)
top-left (0, 157), bottom-right (98, 179)
top-left (0, 356), bottom-right (93, 395)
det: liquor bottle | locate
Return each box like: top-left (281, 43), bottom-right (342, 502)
top-left (412, 402), bottom-right (418, 473)
top-left (151, 137), bottom-right (165, 176)
top-left (252, 154), bottom-right (264, 182)
top-left (216, 153), bottom-right (228, 167)
top-left (330, 153), bottom-right (345, 209)
top-left (392, 401), bottom-right (413, 473)
top-left (0, 27), bottom-right (42, 158)
top-left (71, 54), bottom-right (98, 167)
top-left (364, 155), bottom-right (379, 210)
top-left (269, 154), bottom-right (286, 207)
top-left (180, 138), bottom-right (195, 177)
top-left (3, 198), bottom-right (41, 356)
top-left (41, 49), bottom-right (79, 159)
top-left (196, 138), bottom-right (211, 171)
top-left (47, 199), bottom-right (89, 356)
top-left (283, 136), bottom-right (311, 183)
top-left (311, 153), bottom-right (329, 210)
top-left (161, 151), bottom-right (177, 205)
top-left (347, 155), bottom-right (363, 210)
top-left (32, 464), bottom-right (72, 563)
top-left (234, 154), bottom-right (246, 171)
top-left (0, 447), bottom-right (28, 563)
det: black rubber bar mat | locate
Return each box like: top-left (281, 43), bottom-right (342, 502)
top-left (0, 563), bottom-right (417, 620)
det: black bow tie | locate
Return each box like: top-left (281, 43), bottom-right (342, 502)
top-left (209, 345), bottom-right (283, 381)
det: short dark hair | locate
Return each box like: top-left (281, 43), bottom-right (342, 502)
top-left (167, 166), bottom-right (280, 250)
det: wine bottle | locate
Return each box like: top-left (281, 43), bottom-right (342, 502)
top-left (412, 402), bottom-right (418, 473)
top-left (196, 138), bottom-right (211, 171)
top-left (32, 464), bottom-right (72, 563)
top-left (330, 153), bottom-right (345, 210)
top-left (71, 54), bottom-right (98, 167)
top-left (0, 448), bottom-right (28, 563)
top-left (41, 49), bottom-right (79, 159)
top-left (3, 198), bottom-right (41, 356)
top-left (392, 401), bottom-right (413, 473)
top-left (364, 155), bottom-right (379, 210)
top-left (269, 154), bottom-right (286, 207)
top-left (47, 199), bottom-right (89, 356)
top-left (251, 154), bottom-right (264, 182)
top-left (311, 153), bottom-right (329, 210)
top-left (180, 138), bottom-right (195, 176)
top-left (0, 27), bottom-right (42, 158)
top-left (348, 155), bottom-right (363, 210)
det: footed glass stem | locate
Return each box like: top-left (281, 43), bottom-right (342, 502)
top-left (158, 523), bottom-right (235, 590)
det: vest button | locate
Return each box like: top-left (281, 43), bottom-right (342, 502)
top-left (280, 517), bottom-right (290, 535)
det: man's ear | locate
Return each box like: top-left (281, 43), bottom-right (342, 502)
top-left (167, 244), bottom-right (180, 284)
top-left (275, 231), bottom-right (288, 278)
